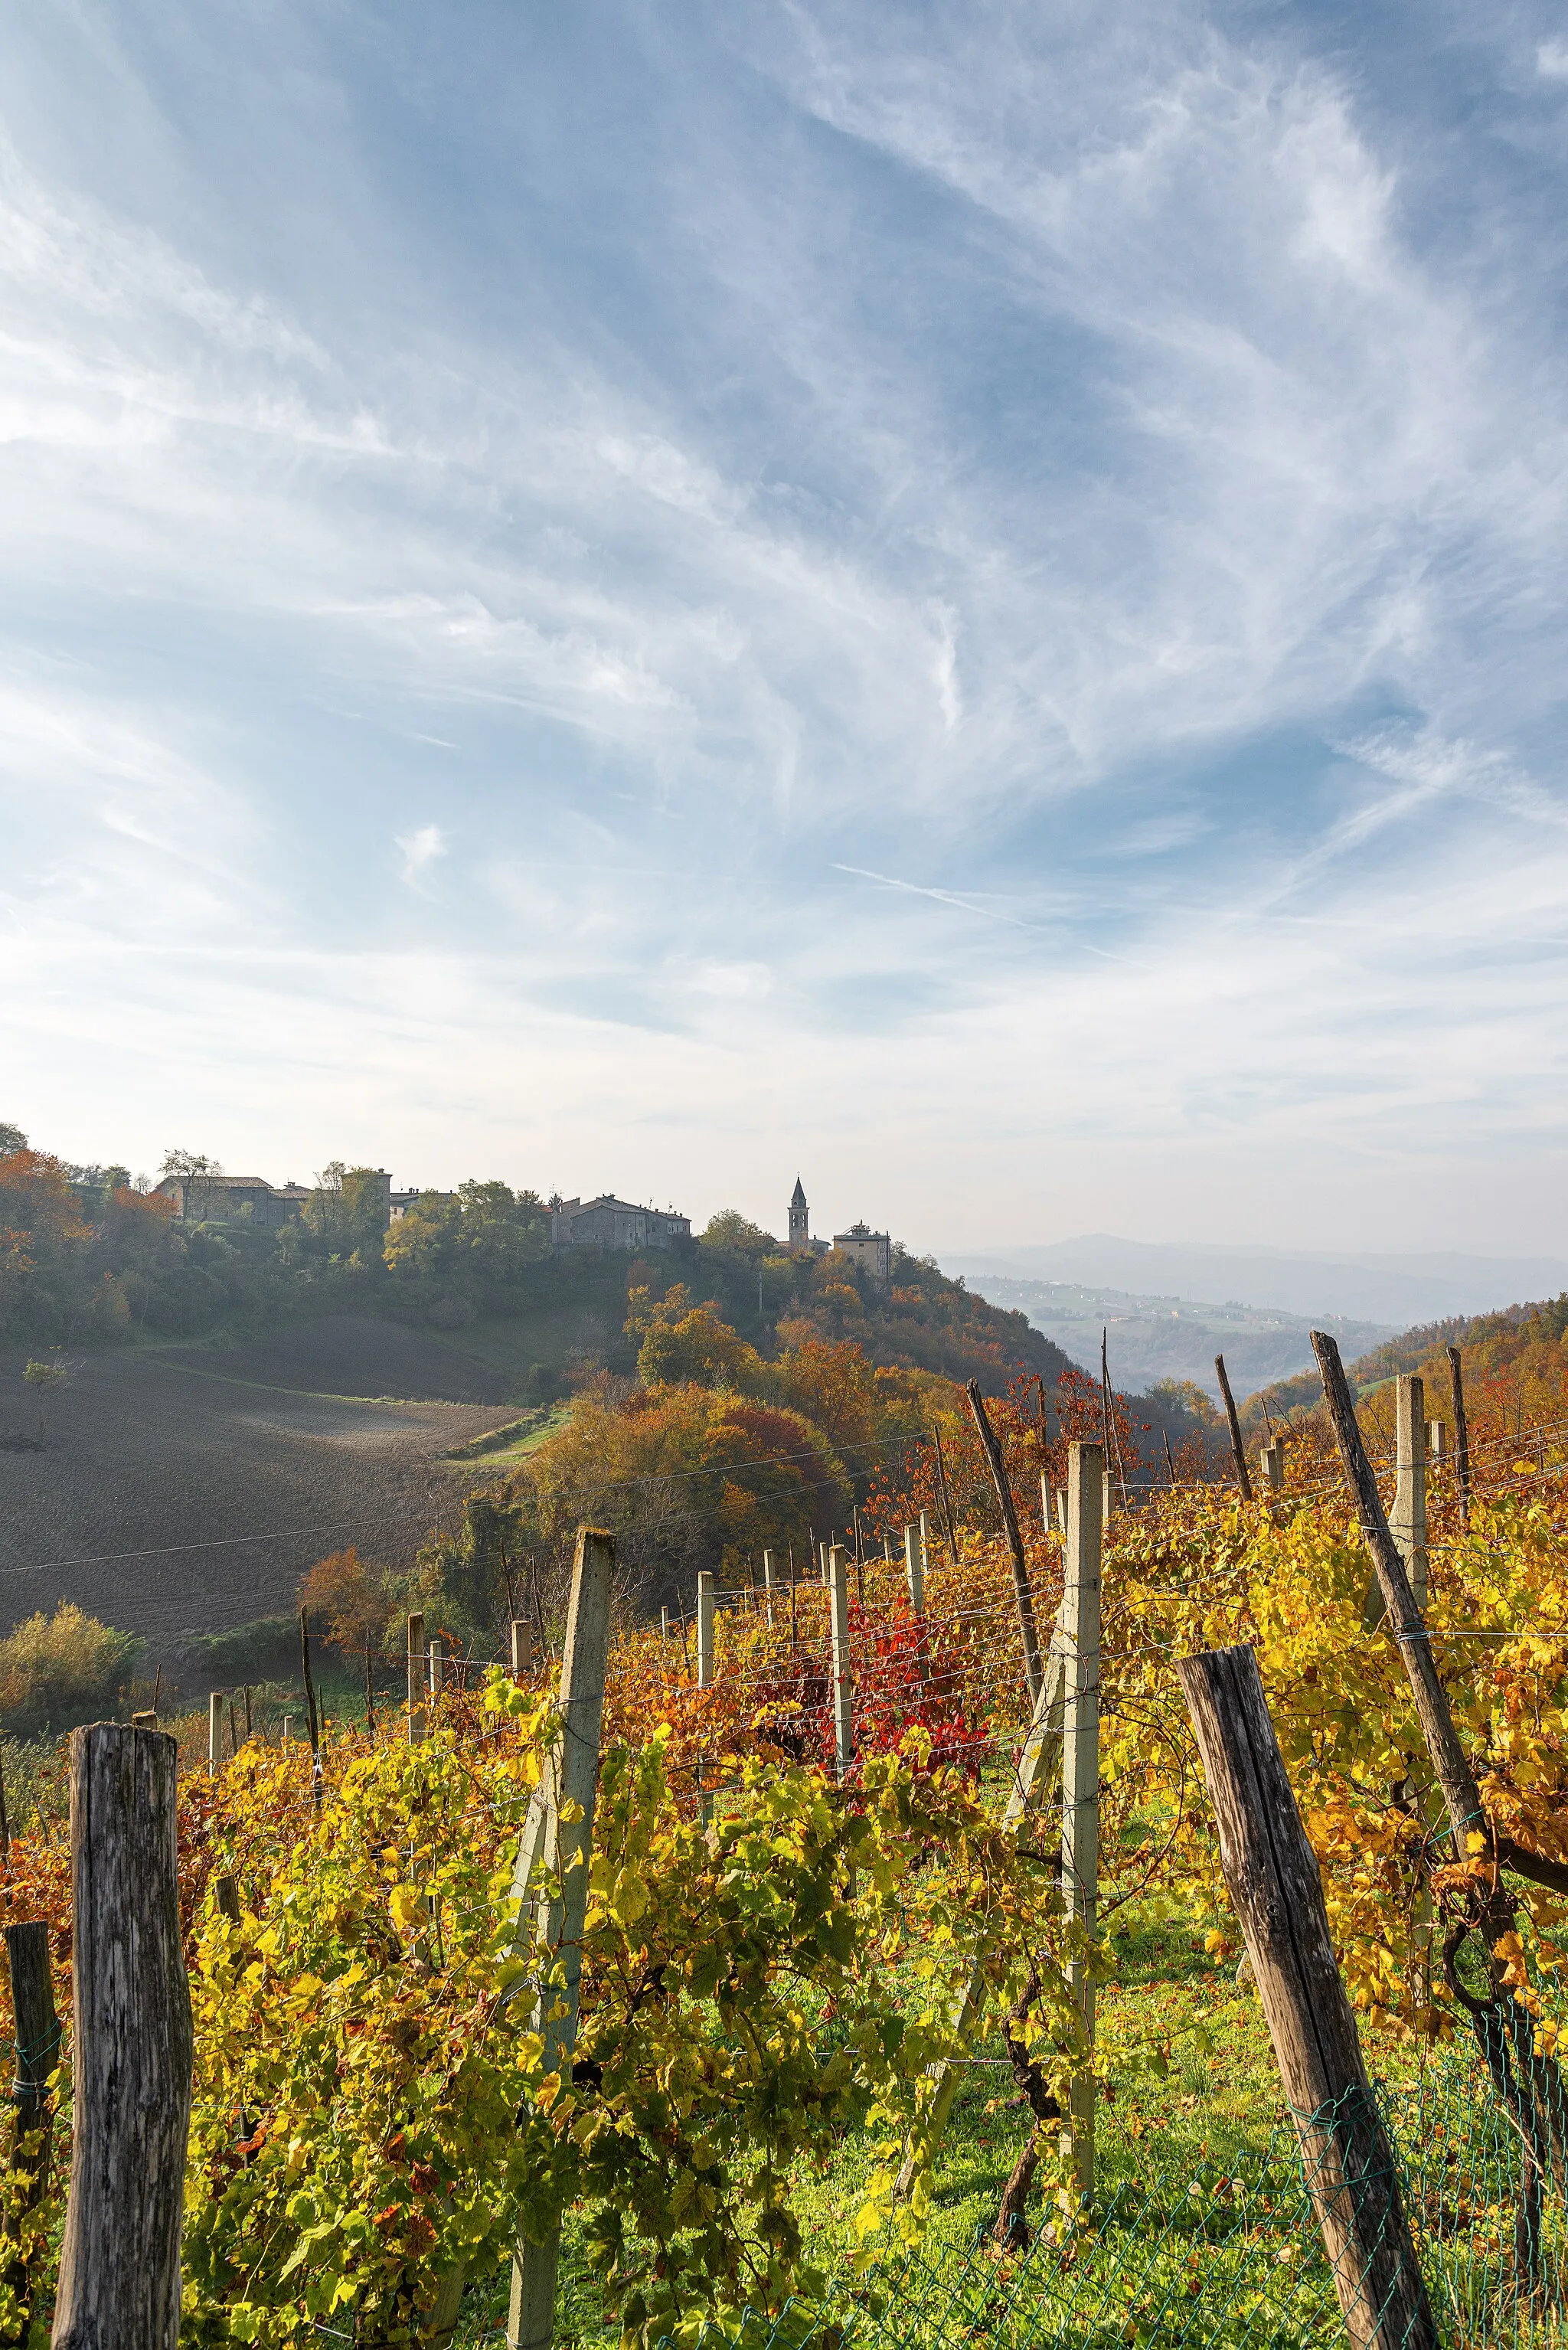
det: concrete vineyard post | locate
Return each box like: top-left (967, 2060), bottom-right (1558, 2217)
top-left (1259, 1444), bottom-right (1283, 1492)
top-left (894, 1536), bottom-right (1081, 2195)
top-left (406, 1613), bottom-right (426, 1743)
top-left (1176, 1645), bottom-right (1436, 2350)
top-left (207, 1690), bottom-right (224, 1777)
top-left (510, 1618), bottom-right (536, 1675)
top-left (1039, 1471), bottom-right (1052, 1536)
top-left (1101, 1469), bottom-right (1112, 1525)
top-left (1367, 1374), bottom-right (1428, 1625)
top-left (904, 1524), bottom-right (925, 1614)
top-left (51, 1724), bottom-right (192, 2350)
top-left (501, 1529), bottom-right (616, 2350)
top-left (828, 1544), bottom-right (854, 1780)
top-left (660, 1606), bottom-right (670, 1640)
top-left (1390, 1374), bottom-right (1429, 1606)
top-left (1062, 1440), bottom-right (1102, 2201)
top-left (918, 1510), bottom-right (931, 1577)
top-left (763, 1550), bottom-right (776, 1628)
top-left (1426, 1419), bottom-right (1447, 1462)
top-left (697, 1570), bottom-right (714, 1691)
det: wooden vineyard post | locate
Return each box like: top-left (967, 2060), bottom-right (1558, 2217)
top-left (511, 1617), bottom-right (536, 1675)
top-left (1448, 1344), bottom-right (1472, 1524)
top-left (51, 1724), bottom-right (192, 2350)
top-left (1061, 1440), bottom-right (1102, 2200)
top-left (932, 1430), bottom-right (960, 1566)
top-left (904, 1524), bottom-right (925, 1614)
top-left (1176, 1646), bottom-right (1436, 2350)
top-left (207, 1690), bottom-right (224, 1776)
top-left (407, 1613), bottom-right (426, 1743)
top-left (1311, 1333), bottom-right (1491, 1859)
top-left (1215, 1353), bottom-right (1253, 1502)
top-left (499, 1528), bottom-right (616, 2350)
top-left (965, 1379), bottom-right (1044, 1708)
top-left (5, 1917), bottom-right (58, 2267)
top-left (828, 1544), bottom-right (854, 1780)
top-left (697, 1570), bottom-right (714, 1691)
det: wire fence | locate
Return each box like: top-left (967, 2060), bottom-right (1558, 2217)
top-left (641, 2044), bottom-right (1568, 2350)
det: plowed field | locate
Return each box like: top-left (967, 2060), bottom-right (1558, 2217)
top-left (0, 1325), bottom-right (518, 1649)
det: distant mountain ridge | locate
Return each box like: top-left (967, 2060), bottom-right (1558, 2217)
top-left (947, 1236), bottom-right (1568, 1329)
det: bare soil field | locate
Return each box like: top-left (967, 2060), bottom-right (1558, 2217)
top-left (159, 1315), bottom-right (520, 1404)
top-left (0, 1334), bottom-right (516, 1651)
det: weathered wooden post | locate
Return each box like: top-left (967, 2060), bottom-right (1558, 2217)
top-left (1215, 1353), bottom-right (1254, 1502)
top-left (6, 1922), bottom-right (57, 2128)
top-left (965, 1380), bottom-right (1044, 1707)
top-left (1061, 1440), bottom-right (1102, 2200)
top-left (903, 1524), bottom-right (925, 1614)
top-left (51, 1724), bottom-right (192, 2350)
top-left (510, 1617), bottom-right (536, 1675)
top-left (407, 1612), bottom-right (426, 1743)
top-left (697, 1570), bottom-right (714, 1691)
top-left (501, 1530), bottom-right (615, 2350)
top-left (5, 1916), bottom-right (58, 2244)
top-left (828, 1544), bottom-right (854, 1780)
top-left (1448, 1344), bottom-right (1472, 1522)
top-left (1176, 1646), bottom-right (1436, 2350)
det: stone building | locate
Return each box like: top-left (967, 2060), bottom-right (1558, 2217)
top-left (831, 1224), bottom-right (891, 1282)
top-left (153, 1173), bottom-right (312, 1227)
top-left (552, 1196), bottom-right (691, 1250)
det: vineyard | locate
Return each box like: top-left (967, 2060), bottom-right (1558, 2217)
top-left (2, 1335), bottom-right (1568, 2349)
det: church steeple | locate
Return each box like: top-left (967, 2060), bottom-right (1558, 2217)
top-left (789, 1177), bottom-right (809, 1250)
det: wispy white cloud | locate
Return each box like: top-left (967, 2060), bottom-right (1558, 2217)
top-left (394, 823), bottom-right (446, 887)
top-left (0, 2), bottom-right (1566, 1252)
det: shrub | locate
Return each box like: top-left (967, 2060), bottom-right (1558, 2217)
top-left (0, 1601), bottom-right (140, 1737)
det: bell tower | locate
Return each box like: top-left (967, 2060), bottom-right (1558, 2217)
top-left (789, 1177), bottom-right (808, 1250)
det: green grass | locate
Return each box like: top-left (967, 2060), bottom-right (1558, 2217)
top-left (451, 1918), bottom-right (1312, 2350)
top-left (446, 1401), bottom-right (574, 1473)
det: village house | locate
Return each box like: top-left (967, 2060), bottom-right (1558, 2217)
top-left (551, 1195), bottom-right (692, 1250)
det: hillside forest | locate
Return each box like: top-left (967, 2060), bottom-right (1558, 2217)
top-left (0, 1129), bottom-right (1070, 1397)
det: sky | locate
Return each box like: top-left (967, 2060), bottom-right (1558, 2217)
top-left (3, 0), bottom-right (1568, 1259)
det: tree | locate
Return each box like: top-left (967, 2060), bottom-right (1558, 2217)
top-left (698, 1211), bottom-right (779, 1257)
top-left (158, 1148), bottom-right (224, 1221)
top-left (635, 1298), bottom-right (765, 1391)
top-left (0, 1123), bottom-right (25, 1156)
top-left (22, 1359), bottom-right (67, 1443)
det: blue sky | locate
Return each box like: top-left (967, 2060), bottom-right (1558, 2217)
top-left (3, 0), bottom-right (1567, 1255)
